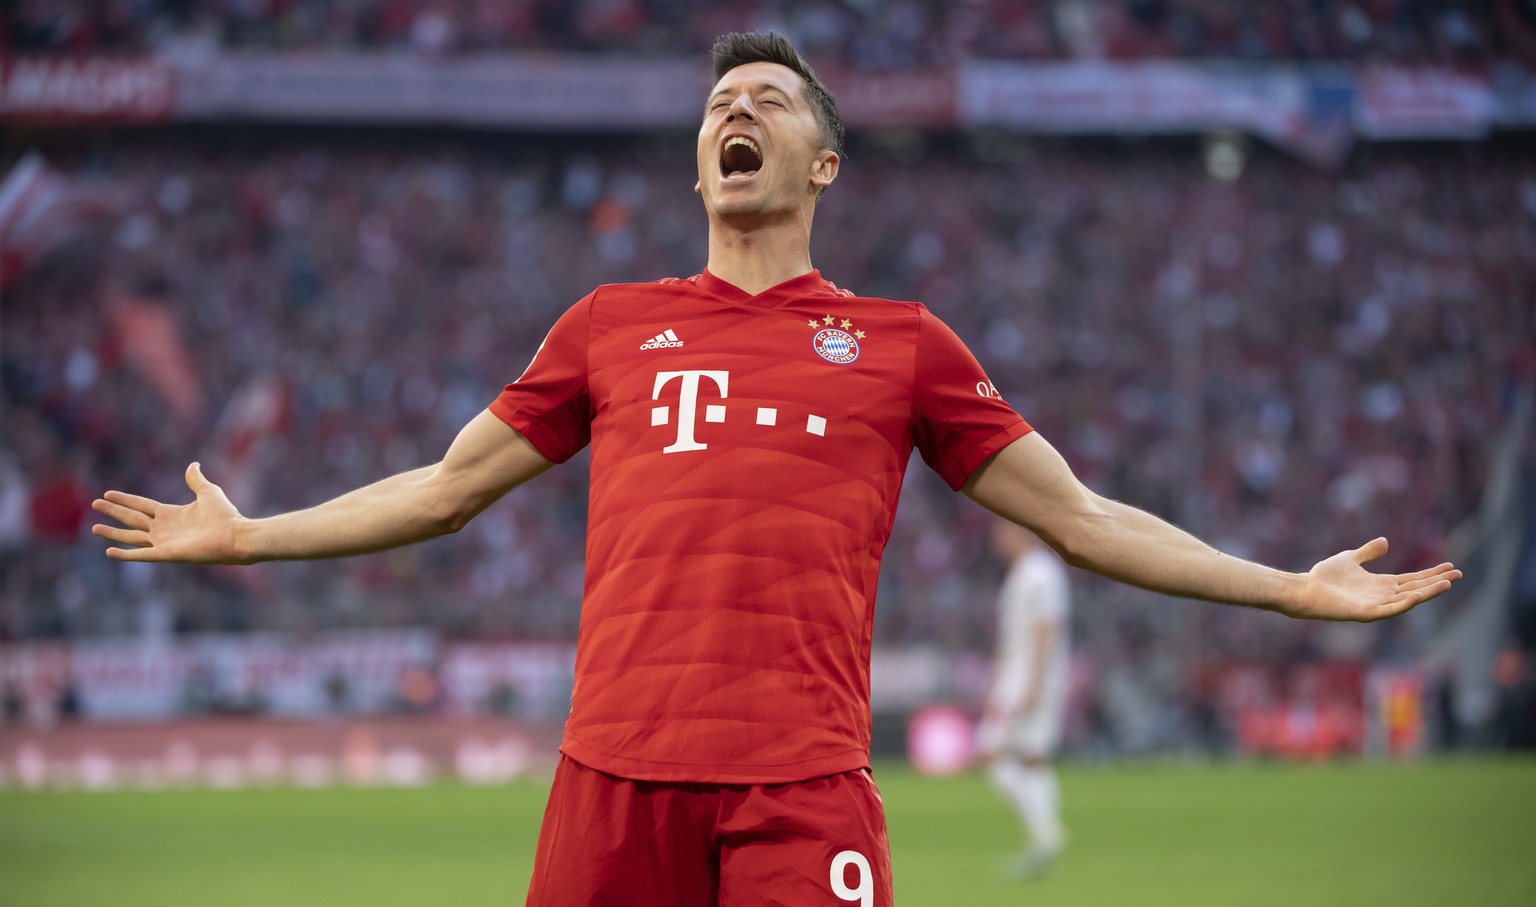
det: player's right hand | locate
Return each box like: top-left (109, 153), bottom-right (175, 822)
top-left (91, 463), bottom-right (249, 564)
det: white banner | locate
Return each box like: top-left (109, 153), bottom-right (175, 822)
top-left (958, 60), bottom-right (1301, 135)
top-left (439, 642), bottom-right (576, 720)
top-left (0, 630), bottom-right (437, 722)
top-left (1355, 68), bottom-right (1494, 138)
top-left (3, 636), bottom-right (979, 723)
top-left (2, 51), bottom-right (1529, 143)
top-left (173, 53), bottom-right (706, 128)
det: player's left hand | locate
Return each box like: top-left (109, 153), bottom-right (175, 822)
top-left (1291, 538), bottom-right (1461, 621)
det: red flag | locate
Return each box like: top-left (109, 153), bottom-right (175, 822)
top-left (207, 376), bottom-right (291, 509)
top-left (109, 300), bottom-right (205, 423)
top-left (0, 152), bottom-right (64, 285)
top-left (203, 376), bottom-right (290, 592)
top-left (0, 151), bottom-right (120, 285)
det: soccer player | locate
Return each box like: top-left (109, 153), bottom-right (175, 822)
top-left (91, 32), bottom-right (1461, 906)
top-left (977, 520), bottom-right (1071, 878)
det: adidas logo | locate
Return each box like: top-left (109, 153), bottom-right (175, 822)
top-left (640, 329), bottom-right (684, 350)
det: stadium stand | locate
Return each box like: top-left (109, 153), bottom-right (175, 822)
top-left (1, 2), bottom-right (1532, 757)
top-left (6, 0), bottom-right (1535, 64)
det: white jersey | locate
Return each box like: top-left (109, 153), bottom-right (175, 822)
top-left (983, 547), bottom-right (1071, 754)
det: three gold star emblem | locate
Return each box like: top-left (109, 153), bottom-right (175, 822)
top-left (808, 314), bottom-right (868, 341)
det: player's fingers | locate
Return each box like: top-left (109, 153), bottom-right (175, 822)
top-left (1376, 578), bottom-right (1455, 619)
top-left (1352, 537), bottom-right (1389, 565)
top-left (101, 490), bottom-right (162, 516)
top-left (91, 498), bottom-right (152, 531)
top-left (1405, 579), bottom-right (1454, 605)
top-left (1397, 562), bottom-right (1458, 583)
top-left (105, 546), bottom-right (164, 562)
top-left (1398, 571), bottom-right (1459, 595)
top-left (92, 525), bottom-right (151, 548)
top-left (186, 462), bottom-right (212, 494)
top-left (1368, 592), bottom-right (1422, 621)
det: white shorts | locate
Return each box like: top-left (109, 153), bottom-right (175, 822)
top-left (978, 699), bottom-right (1065, 759)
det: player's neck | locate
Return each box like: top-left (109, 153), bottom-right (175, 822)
top-left (705, 217), bottom-right (815, 296)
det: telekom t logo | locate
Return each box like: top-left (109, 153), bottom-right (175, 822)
top-left (652, 370), bottom-right (729, 453)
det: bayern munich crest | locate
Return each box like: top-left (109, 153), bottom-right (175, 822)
top-left (812, 327), bottom-right (860, 364)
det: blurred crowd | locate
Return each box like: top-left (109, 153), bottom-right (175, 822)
top-left (4, 130), bottom-right (1529, 643)
top-left (6, 0), bottom-right (1535, 64)
top-left (2, 131), bottom-right (1532, 751)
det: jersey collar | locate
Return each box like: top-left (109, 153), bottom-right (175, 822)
top-left (697, 268), bottom-right (842, 307)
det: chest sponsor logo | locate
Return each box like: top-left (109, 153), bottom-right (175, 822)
top-left (651, 370), bottom-right (727, 453)
top-left (649, 368), bottom-right (829, 453)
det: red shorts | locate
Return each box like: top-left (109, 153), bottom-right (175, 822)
top-left (525, 756), bottom-right (894, 907)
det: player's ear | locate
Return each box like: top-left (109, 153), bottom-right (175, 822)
top-left (810, 150), bottom-right (839, 193)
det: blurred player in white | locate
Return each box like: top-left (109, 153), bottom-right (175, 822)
top-left (978, 519), bottom-right (1070, 877)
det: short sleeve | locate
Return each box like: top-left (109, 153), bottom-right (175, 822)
top-left (488, 293), bottom-right (593, 463)
top-left (912, 307), bottom-right (1032, 490)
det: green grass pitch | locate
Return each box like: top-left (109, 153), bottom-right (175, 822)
top-left (2, 758), bottom-right (1533, 906)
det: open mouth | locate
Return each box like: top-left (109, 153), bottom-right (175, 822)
top-left (720, 136), bottom-right (763, 181)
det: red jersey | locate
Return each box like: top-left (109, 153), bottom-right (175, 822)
top-left (490, 269), bottom-right (1031, 783)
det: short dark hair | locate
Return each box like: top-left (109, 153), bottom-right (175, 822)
top-left (711, 32), bottom-right (845, 162)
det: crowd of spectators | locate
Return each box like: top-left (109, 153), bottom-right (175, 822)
top-left (6, 0), bottom-right (1535, 65)
top-left (4, 130), bottom-right (1529, 644)
top-left (1, 132), bottom-right (1530, 751)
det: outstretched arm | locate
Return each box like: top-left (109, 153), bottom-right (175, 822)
top-left (963, 432), bottom-right (1461, 621)
top-left (91, 410), bottom-right (552, 564)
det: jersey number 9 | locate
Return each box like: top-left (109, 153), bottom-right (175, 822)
top-left (830, 850), bottom-right (873, 906)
